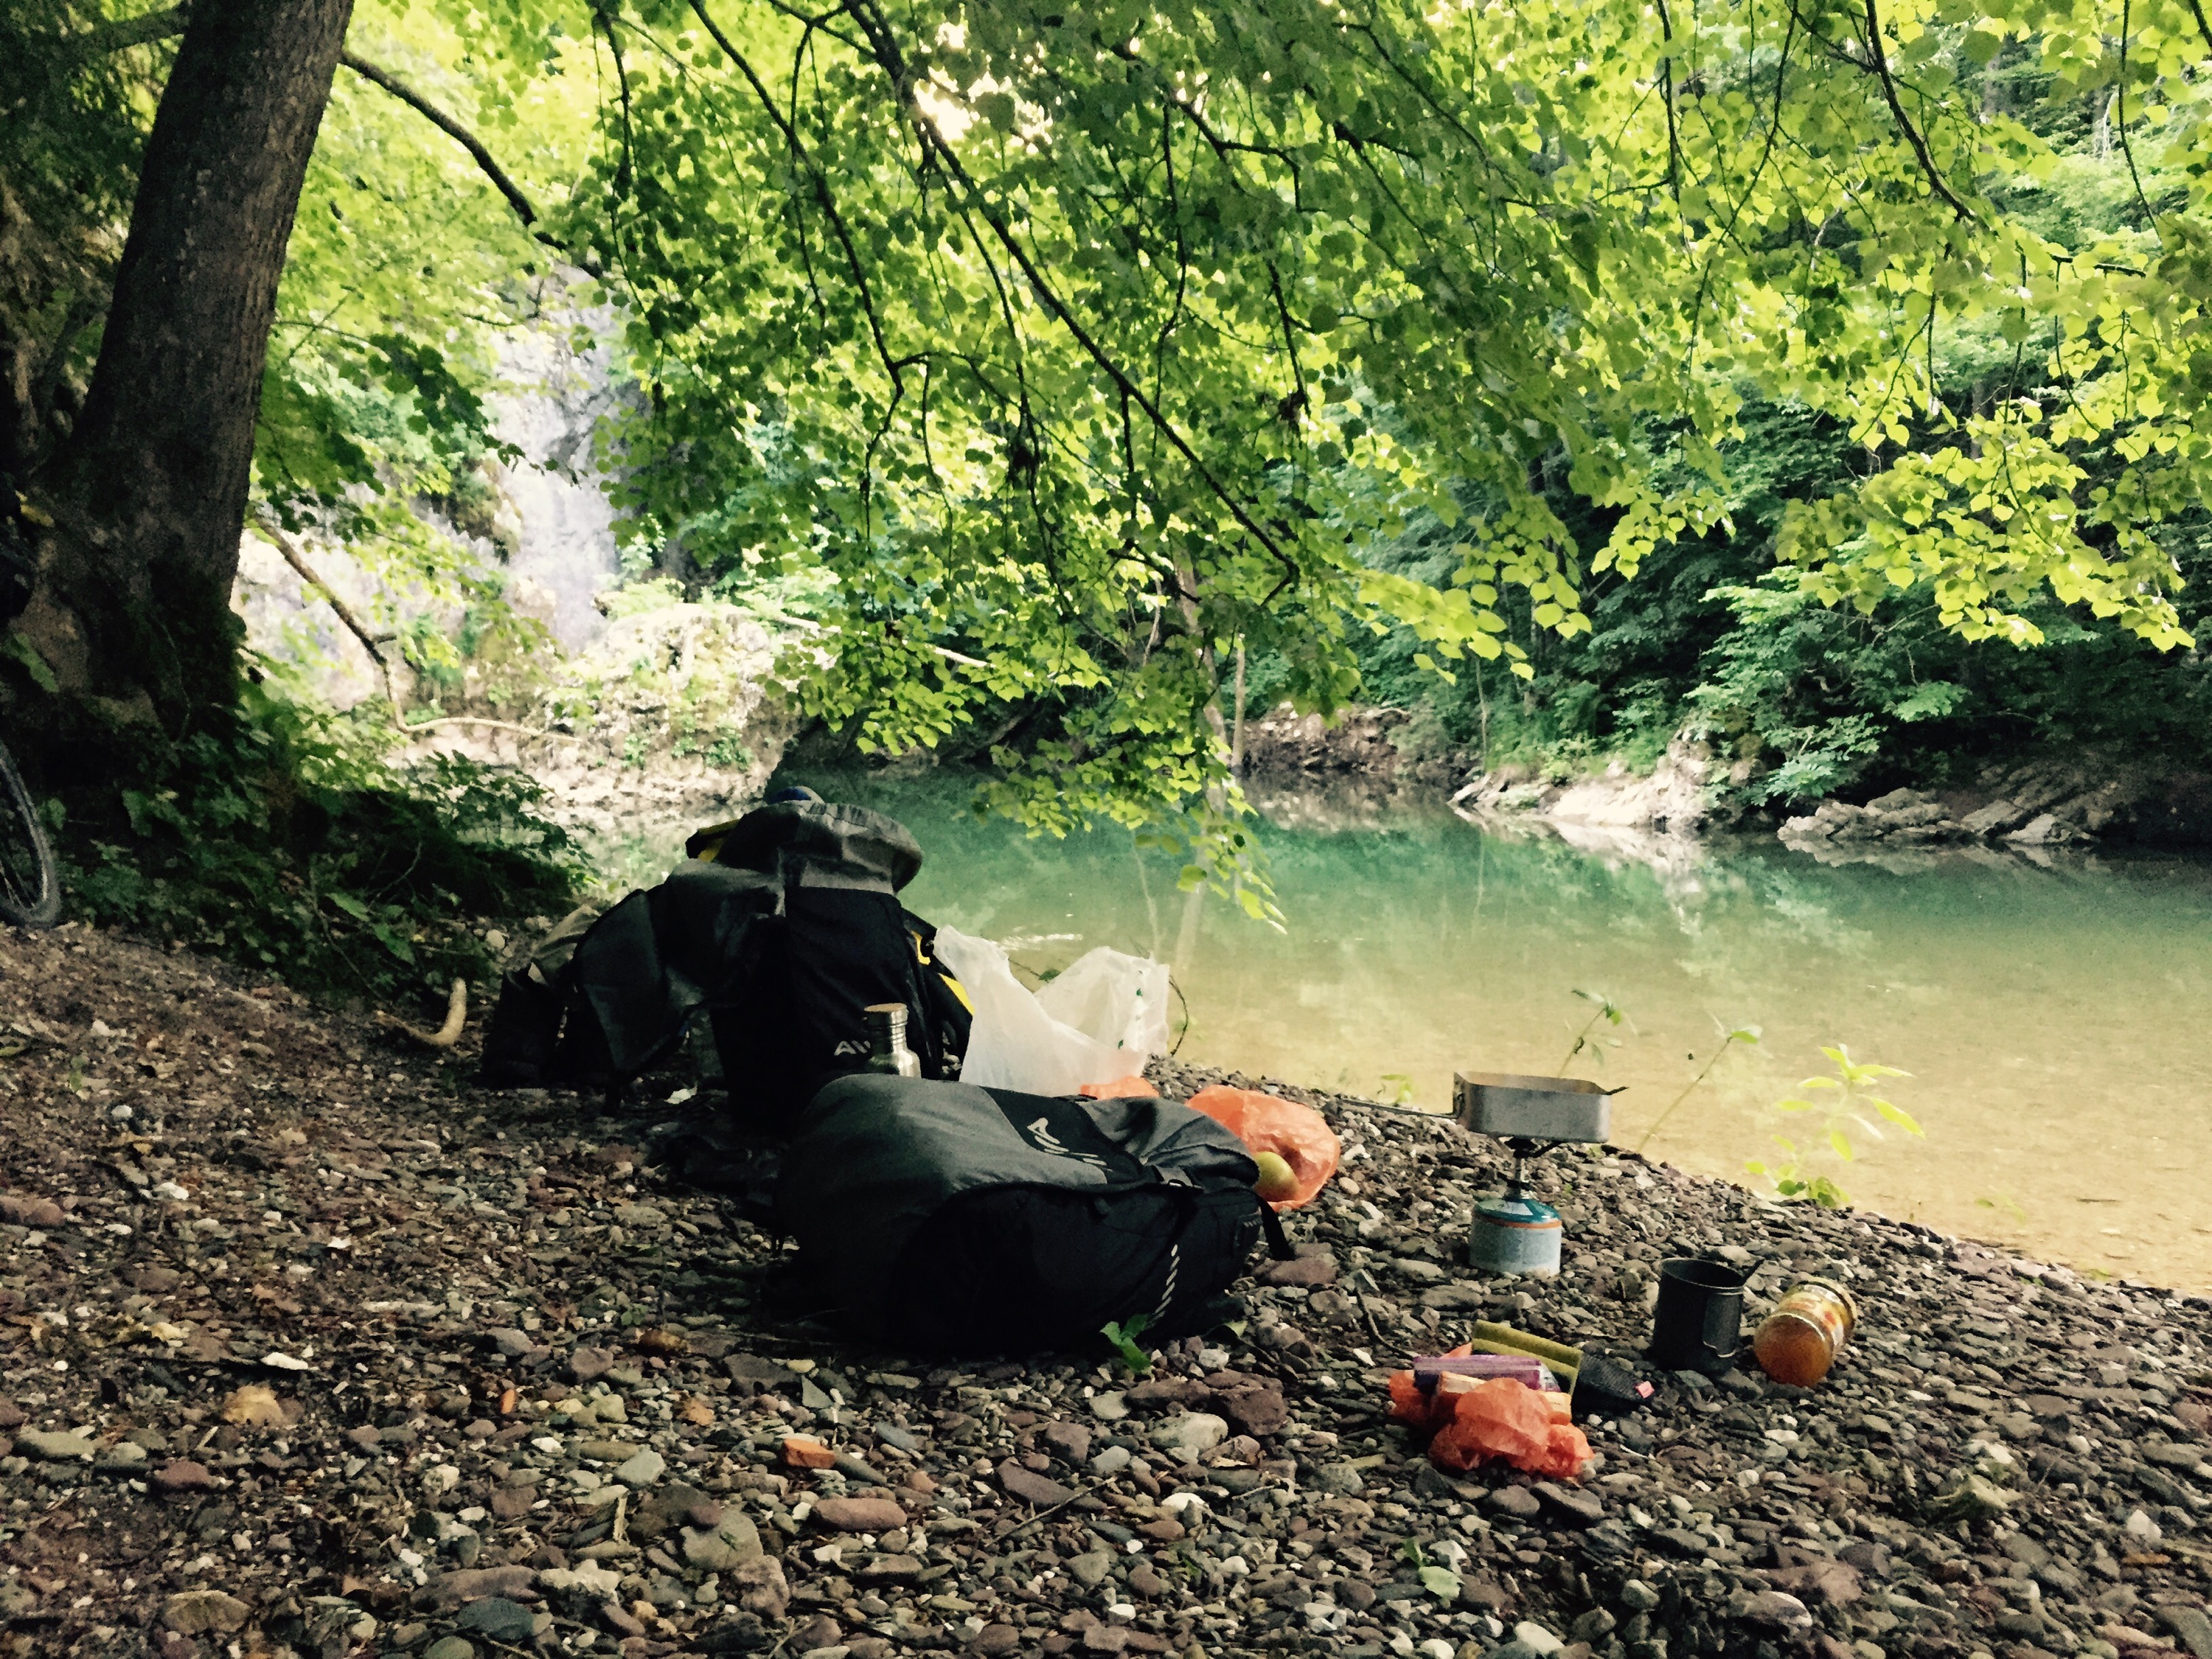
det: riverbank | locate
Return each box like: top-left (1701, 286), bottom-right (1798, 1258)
top-left (2, 925), bottom-right (2209, 1659)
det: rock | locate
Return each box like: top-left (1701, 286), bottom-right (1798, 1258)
top-left (1089, 1390), bottom-right (1129, 1421)
top-left (1740, 1592), bottom-right (1814, 1633)
top-left (1486, 1484), bottom-right (1543, 1519)
top-left (858, 1553), bottom-right (924, 1582)
top-left (998, 1460), bottom-right (1077, 1506)
top-left (539, 1564), bottom-right (625, 1611)
top-left (1514, 1621), bottom-right (1565, 1655)
top-left (685, 1514), bottom-right (765, 1573)
top-left (2157, 1607), bottom-right (2212, 1659)
top-left (723, 1354), bottom-right (793, 1394)
top-left (95, 1440), bottom-right (148, 1472)
top-left (218, 1384), bottom-right (285, 1427)
top-left (729, 1556), bottom-right (791, 1621)
top-left (1310, 1463), bottom-right (1366, 1495)
top-left (1621, 1580), bottom-right (1661, 1613)
top-left (811, 1496), bottom-right (908, 1532)
top-left (1215, 1384), bottom-right (1288, 1439)
top-left (425, 1640), bottom-right (475, 1659)
top-left (163, 1590), bottom-right (253, 1635)
top-left (457, 1598), bottom-right (540, 1644)
top-left (17, 1427), bottom-right (94, 1461)
top-left (568, 1345), bottom-right (615, 1382)
top-left (1068, 1550), bottom-right (1117, 1587)
top-left (1091, 1444), bottom-right (1131, 1476)
top-left (1766, 1561), bottom-right (1863, 1607)
top-left (615, 1447), bottom-right (665, 1486)
top-left (973, 1624), bottom-right (1023, 1656)
top-left (1259, 1256), bottom-right (1338, 1287)
top-left (152, 1459), bottom-right (212, 1493)
top-left (1149, 1412), bottom-right (1228, 1462)
top-left (416, 1565), bottom-right (537, 1614)
top-left (1534, 1482), bottom-right (1604, 1527)
top-left (1042, 1420), bottom-right (1093, 1464)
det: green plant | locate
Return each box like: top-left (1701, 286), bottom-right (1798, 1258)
top-left (1559, 990), bottom-right (1625, 1075)
top-left (58, 665), bottom-right (584, 1007)
top-left (1398, 1538), bottom-right (1461, 1603)
top-left (1745, 1045), bottom-right (1921, 1207)
top-left (1101, 1315), bottom-right (1155, 1378)
top-left (1635, 1023), bottom-right (1761, 1154)
top-left (1378, 1073), bottom-right (1417, 1107)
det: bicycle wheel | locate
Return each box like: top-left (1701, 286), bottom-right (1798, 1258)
top-left (0, 740), bottom-right (60, 929)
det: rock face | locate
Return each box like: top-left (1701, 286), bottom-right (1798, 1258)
top-left (1782, 753), bottom-right (2212, 851)
top-left (1453, 737), bottom-right (1717, 835)
top-left (1239, 703), bottom-right (1415, 776)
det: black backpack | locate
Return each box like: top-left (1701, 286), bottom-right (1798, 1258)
top-left (481, 799), bottom-right (973, 1134)
top-left (777, 1075), bottom-right (1290, 1352)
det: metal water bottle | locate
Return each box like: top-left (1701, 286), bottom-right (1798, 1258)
top-left (864, 1003), bottom-right (922, 1077)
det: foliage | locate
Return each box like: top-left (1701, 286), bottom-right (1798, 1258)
top-left (1100, 1314), bottom-right (1155, 1377)
top-left (1558, 990), bottom-right (1626, 1076)
top-left (1745, 1045), bottom-right (1923, 1206)
top-left (53, 663), bottom-right (585, 1009)
top-left (21, 0), bottom-right (2212, 866)
top-left (1634, 1023), bottom-right (1762, 1155)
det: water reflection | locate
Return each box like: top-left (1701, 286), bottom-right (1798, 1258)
top-left (602, 769), bottom-right (2212, 1290)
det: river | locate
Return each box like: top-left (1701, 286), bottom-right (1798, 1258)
top-left (620, 768), bottom-right (2212, 1292)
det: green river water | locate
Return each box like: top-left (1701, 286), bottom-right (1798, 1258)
top-left (622, 769), bottom-right (2212, 1291)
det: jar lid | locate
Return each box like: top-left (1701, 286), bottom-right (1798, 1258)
top-left (1474, 1194), bottom-right (1560, 1225)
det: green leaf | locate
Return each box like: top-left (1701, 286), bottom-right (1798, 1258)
top-left (328, 891), bottom-right (371, 919)
top-left (1828, 1127), bottom-right (1854, 1161)
top-left (1874, 1099), bottom-right (1924, 1136)
top-left (1420, 1565), bottom-right (1463, 1601)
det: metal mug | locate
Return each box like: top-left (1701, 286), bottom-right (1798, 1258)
top-left (1648, 1256), bottom-right (1750, 1375)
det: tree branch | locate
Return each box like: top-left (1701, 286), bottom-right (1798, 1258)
top-left (251, 510), bottom-right (400, 714)
top-left (58, 3), bottom-right (189, 66)
top-left (337, 53), bottom-right (548, 237)
top-left (1857, 0), bottom-right (1975, 220)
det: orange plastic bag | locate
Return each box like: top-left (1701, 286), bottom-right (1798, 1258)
top-left (1079, 1076), bottom-right (1160, 1099)
top-left (1186, 1085), bottom-right (1340, 1209)
top-left (1427, 1379), bottom-right (1591, 1480)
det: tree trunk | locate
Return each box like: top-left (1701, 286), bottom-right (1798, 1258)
top-left (7, 0), bottom-right (353, 771)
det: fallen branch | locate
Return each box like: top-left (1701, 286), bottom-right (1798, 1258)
top-left (396, 715), bottom-right (569, 741)
top-left (375, 979), bottom-right (467, 1048)
top-left (251, 512), bottom-right (400, 716)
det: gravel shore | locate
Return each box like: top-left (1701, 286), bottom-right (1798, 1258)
top-left (1, 925), bottom-right (2209, 1659)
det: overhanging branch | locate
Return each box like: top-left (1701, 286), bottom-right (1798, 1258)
top-left (337, 53), bottom-right (551, 239)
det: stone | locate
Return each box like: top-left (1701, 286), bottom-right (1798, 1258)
top-left (973, 1624), bottom-right (1023, 1656)
top-left (1310, 1463), bottom-right (1367, 1495)
top-left (17, 1428), bottom-right (94, 1461)
top-left (1621, 1580), bottom-right (1661, 1613)
top-left (998, 1460), bottom-right (1077, 1506)
top-left (1149, 1411), bottom-right (1228, 1462)
top-left (457, 1598), bottom-right (540, 1644)
top-left (568, 1345), bottom-right (615, 1382)
top-left (490, 1484), bottom-right (536, 1520)
top-left (615, 1447), bottom-right (665, 1487)
top-left (1766, 1562), bottom-right (1863, 1607)
top-left (1043, 1421), bottom-right (1093, 1464)
top-left (1259, 1256), bottom-right (1338, 1287)
top-left (1216, 1385), bottom-right (1288, 1439)
top-left (858, 1554), bottom-right (924, 1582)
top-left (1069, 1551), bottom-right (1117, 1588)
top-left (1534, 1482), bottom-right (1604, 1527)
top-left (1514, 1622), bottom-right (1565, 1655)
top-left (1486, 1484), bottom-right (1543, 1519)
top-left (729, 1557), bottom-right (791, 1621)
top-left (538, 1563), bottom-right (625, 1611)
top-left (811, 1496), bottom-right (908, 1532)
top-left (152, 1459), bottom-right (212, 1493)
top-left (2157, 1607), bottom-right (2212, 1659)
top-left (685, 1514), bottom-right (765, 1573)
top-left (1091, 1444), bottom-right (1132, 1477)
top-left (425, 1640), bottom-right (476, 1659)
top-left (1741, 1592), bottom-right (1815, 1633)
top-left (416, 1565), bottom-right (537, 1614)
top-left (163, 1590), bottom-right (253, 1635)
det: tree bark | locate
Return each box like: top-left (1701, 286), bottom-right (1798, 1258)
top-left (9, 0), bottom-right (354, 767)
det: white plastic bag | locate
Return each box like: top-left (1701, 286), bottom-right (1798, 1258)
top-left (1034, 947), bottom-right (1171, 1060)
top-left (933, 928), bottom-right (1170, 1095)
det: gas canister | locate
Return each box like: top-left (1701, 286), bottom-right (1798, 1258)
top-left (1468, 1193), bottom-right (1562, 1276)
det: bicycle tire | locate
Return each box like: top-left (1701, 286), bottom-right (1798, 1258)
top-left (0, 740), bottom-right (60, 929)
